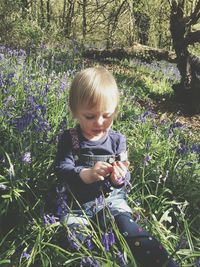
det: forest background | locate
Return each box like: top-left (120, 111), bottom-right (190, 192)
top-left (0, 0), bottom-right (200, 267)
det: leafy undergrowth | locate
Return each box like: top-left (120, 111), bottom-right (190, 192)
top-left (0, 46), bottom-right (199, 266)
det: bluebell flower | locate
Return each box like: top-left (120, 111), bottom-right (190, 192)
top-left (60, 74), bottom-right (68, 92)
top-left (137, 111), bottom-right (151, 123)
top-left (67, 231), bottom-right (81, 251)
top-left (144, 154), bottom-right (151, 166)
top-left (0, 53), bottom-right (4, 60)
top-left (116, 251), bottom-right (127, 266)
top-left (12, 113), bottom-right (34, 132)
top-left (44, 214), bottom-right (58, 225)
top-left (96, 194), bottom-right (104, 206)
top-left (81, 257), bottom-right (99, 267)
top-left (56, 185), bottom-right (68, 216)
top-left (18, 49), bottom-right (26, 57)
top-left (178, 143), bottom-right (188, 154)
top-left (56, 196), bottom-right (68, 217)
top-left (170, 122), bottom-right (183, 129)
top-left (22, 250), bottom-right (31, 260)
top-left (85, 235), bottom-right (94, 250)
top-left (167, 122), bottom-right (184, 139)
top-left (102, 230), bottom-right (115, 251)
top-left (4, 95), bottom-right (16, 106)
top-left (108, 229), bottom-right (115, 246)
top-left (191, 144), bottom-right (199, 153)
top-left (102, 232), bottom-right (110, 251)
top-left (22, 152), bottom-right (32, 164)
top-left (196, 257), bottom-right (200, 267)
top-left (45, 84), bottom-right (50, 93)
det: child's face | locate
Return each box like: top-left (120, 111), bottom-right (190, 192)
top-left (75, 102), bottom-right (116, 141)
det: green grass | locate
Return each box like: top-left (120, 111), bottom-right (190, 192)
top-left (0, 45), bottom-right (199, 266)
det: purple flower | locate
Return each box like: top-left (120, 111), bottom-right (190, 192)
top-left (170, 122), bottom-right (183, 129)
top-left (56, 186), bottom-right (68, 216)
top-left (196, 257), bottom-right (200, 267)
top-left (4, 95), bottom-right (16, 106)
top-left (81, 257), bottom-right (99, 267)
top-left (44, 214), bottom-right (58, 225)
top-left (22, 152), bottom-right (32, 164)
top-left (84, 235), bottom-right (94, 250)
top-left (137, 111), bottom-right (151, 123)
top-left (191, 144), bottom-right (199, 153)
top-left (60, 74), bottom-right (68, 92)
top-left (0, 53), bottom-right (4, 60)
top-left (108, 229), bottom-right (115, 246)
top-left (178, 143), bottom-right (188, 154)
top-left (144, 154), bottom-right (151, 166)
top-left (96, 194), bottom-right (104, 206)
top-left (22, 250), bottom-right (31, 260)
top-left (67, 231), bottom-right (81, 251)
top-left (102, 230), bottom-right (115, 252)
top-left (116, 251), bottom-right (127, 266)
top-left (12, 113), bottom-right (34, 132)
top-left (102, 232), bottom-right (110, 251)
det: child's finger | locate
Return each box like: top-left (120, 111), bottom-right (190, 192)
top-left (115, 163), bottom-right (128, 177)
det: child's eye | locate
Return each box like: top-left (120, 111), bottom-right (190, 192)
top-left (85, 116), bottom-right (94, 120)
top-left (103, 114), bottom-right (112, 119)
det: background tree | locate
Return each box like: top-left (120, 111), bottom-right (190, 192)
top-left (169, 0), bottom-right (200, 104)
top-left (133, 0), bottom-right (150, 45)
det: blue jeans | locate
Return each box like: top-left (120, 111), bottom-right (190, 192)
top-left (61, 189), bottom-right (179, 267)
top-left (61, 187), bottom-right (132, 225)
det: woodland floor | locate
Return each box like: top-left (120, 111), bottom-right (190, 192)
top-left (105, 60), bottom-right (200, 138)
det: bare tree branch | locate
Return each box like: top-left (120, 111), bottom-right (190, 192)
top-left (189, 0), bottom-right (200, 25)
top-left (185, 29), bottom-right (200, 44)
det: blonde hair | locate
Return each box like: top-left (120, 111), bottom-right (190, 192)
top-left (69, 66), bottom-right (119, 115)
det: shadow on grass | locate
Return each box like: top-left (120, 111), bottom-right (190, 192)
top-left (112, 60), bottom-right (200, 116)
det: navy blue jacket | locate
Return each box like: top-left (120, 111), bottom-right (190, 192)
top-left (55, 125), bottom-right (130, 204)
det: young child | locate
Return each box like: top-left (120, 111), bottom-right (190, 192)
top-left (55, 66), bottom-right (179, 267)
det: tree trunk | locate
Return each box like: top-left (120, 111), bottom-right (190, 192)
top-left (82, 0), bottom-right (87, 40)
top-left (63, 0), bottom-right (75, 37)
top-left (169, 0), bottom-right (200, 105)
top-left (134, 11), bottom-right (150, 45)
top-left (40, 0), bottom-right (45, 28)
top-left (46, 0), bottom-right (51, 25)
top-left (21, 0), bottom-right (29, 19)
top-left (62, 0), bottom-right (67, 29)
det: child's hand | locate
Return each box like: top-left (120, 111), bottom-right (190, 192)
top-left (80, 161), bottom-right (113, 184)
top-left (110, 161), bottom-right (129, 185)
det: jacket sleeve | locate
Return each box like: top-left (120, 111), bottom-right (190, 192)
top-left (54, 130), bottom-right (86, 187)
